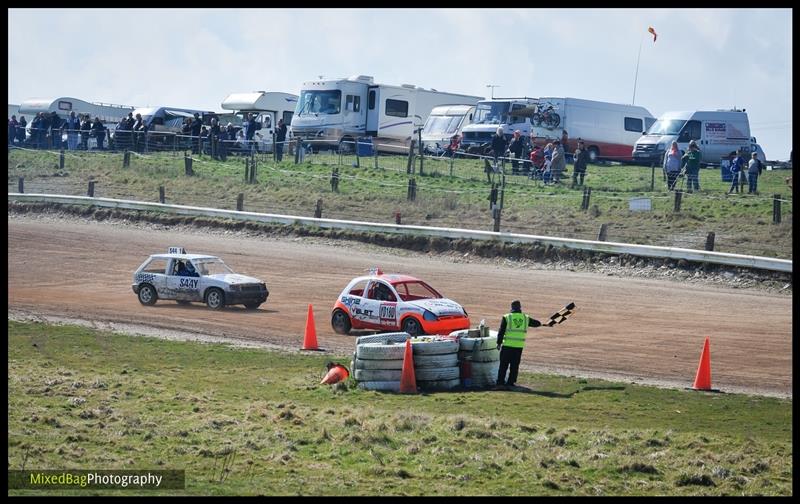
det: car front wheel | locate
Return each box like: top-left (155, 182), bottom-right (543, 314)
top-left (205, 288), bottom-right (226, 310)
top-left (402, 317), bottom-right (423, 336)
top-left (331, 309), bottom-right (352, 335)
top-left (138, 284), bottom-right (157, 306)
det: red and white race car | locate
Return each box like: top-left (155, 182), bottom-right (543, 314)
top-left (331, 268), bottom-right (471, 336)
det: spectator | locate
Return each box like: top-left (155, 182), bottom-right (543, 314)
top-left (31, 112), bottom-right (43, 148)
top-left (542, 142), bottom-right (554, 184)
top-left (728, 149), bottom-right (746, 194)
top-left (49, 111), bottom-right (62, 149)
top-left (662, 141), bottom-right (682, 191)
top-left (529, 142), bottom-right (545, 180)
top-left (191, 113), bottom-right (202, 154)
top-left (490, 127), bottom-right (507, 170)
top-left (92, 117), bottom-right (107, 150)
top-left (132, 113), bottom-right (146, 152)
top-left (8, 115), bottom-right (18, 145)
top-left (245, 113), bottom-right (257, 152)
top-left (64, 111), bottom-right (80, 150)
top-left (444, 133), bottom-right (460, 158)
top-left (17, 115), bottom-right (27, 144)
top-left (747, 151), bottom-right (763, 194)
top-left (508, 130), bottom-right (525, 175)
top-left (80, 115), bottom-right (92, 150)
top-left (681, 140), bottom-right (702, 193)
top-left (550, 139), bottom-right (566, 184)
top-left (572, 139), bottom-right (590, 188)
top-left (275, 118), bottom-right (288, 161)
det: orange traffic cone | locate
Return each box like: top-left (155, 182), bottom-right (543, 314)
top-left (399, 339), bottom-right (417, 393)
top-left (691, 337), bottom-right (712, 391)
top-left (321, 363), bottom-right (349, 385)
top-left (302, 304), bottom-right (322, 351)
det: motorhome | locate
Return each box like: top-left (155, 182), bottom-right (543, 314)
top-left (220, 91), bottom-right (298, 152)
top-left (633, 109), bottom-right (752, 166)
top-left (529, 97), bottom-right (655, 163)
top-left (290, 75), bottom-right (483, 152)
top-left (421, 104), bottom-right (476, 155)
top-left (459, 98), bottom-right (538, 151)
top-left (18, 97), bottom-right (134, 124)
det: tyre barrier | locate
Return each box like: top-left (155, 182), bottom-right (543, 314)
top-left (354, 337), bottom-right (461, 392)
top-left (469, 361), bottom-right (500, 388)
top-left (458, 347), bottom-right (500, 363)
top-left (354, 368), bottom-right (402, 381)
top-left (357, 380), bottom-right (401, 392)
top-left (354, 358), bottom-right (404, 370)
top-left (417, 378), bottom-right (461, 391)
top-left (355, 342), bottom-right (406, 360)
top-left (355, 332), bottom-right (410, 346)
top-left (452, 329), bottom-right (499, 350)
top-left (410, 338), bottom-right (459, 356)
top-left (354, 366), bottom-right (460, 382)
top-left (413, 352), bottom-right (458, 369)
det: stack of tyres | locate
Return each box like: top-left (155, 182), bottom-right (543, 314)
top-left (451, 329), bottom-right (500, 388)
top-left (410, 337), bottom-right (460, 391)
top-left (353, 332), bottom-right (410, 392)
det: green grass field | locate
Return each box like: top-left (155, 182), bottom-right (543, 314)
top-left (7, 321), bottom-right (792, 496)
top-left (7, 149), bottom-right (793, 258)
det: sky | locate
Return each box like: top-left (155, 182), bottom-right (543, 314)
top-left (8, 8), bottom-right (793, 159)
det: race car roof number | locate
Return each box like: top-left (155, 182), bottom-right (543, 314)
top-left (168, 246), bottom-right (186, 254)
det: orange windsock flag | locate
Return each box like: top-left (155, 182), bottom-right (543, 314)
top-left (648, 26), bottom-right (658, 43)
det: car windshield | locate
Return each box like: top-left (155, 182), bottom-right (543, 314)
top-left (392, 281), bottom-right (443, 302)
top-left (423, 115), bottom-right (462, 136)
top-left (646, 119), bottom-right (687, 136)
top-left (192, 258), bottom-right (234, 276)
top-left (296, 90), bottom-right (342, 116)
top-left (473, 102), bottom-right (510, 125)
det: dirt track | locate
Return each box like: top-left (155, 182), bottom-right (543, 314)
top-left (8, 214), bottom-right (793, 397)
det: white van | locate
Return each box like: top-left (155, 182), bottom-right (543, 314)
top-left (460, 98), bottom-right (537, 151)
top-left (421, 104), bottom-right (476, 155)
top-left (530, 97), bottom-right (655, 163)
top-left (633, 109), bottom-right (752, 165)
top-left (220, 91), bottom-right (298, 152)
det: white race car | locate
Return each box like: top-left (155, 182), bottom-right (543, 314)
top-left (131, 247), bottom-right (268, 310)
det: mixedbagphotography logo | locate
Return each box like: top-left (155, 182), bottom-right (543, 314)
top-left (8, 470), bottom-right (185, 490)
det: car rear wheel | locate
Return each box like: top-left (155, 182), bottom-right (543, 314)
top-left (588, 146), bottom-right (600, 164)
top-left (138, 284), bottom-right (157, 306)
top-left (205, 288), bottom-right (226, 310)
top-left (244, 302), bottom-right (261, 310)
top-left (331, 309), bottom-right (352, 335)
top-left (402, 317), bottom-right (424, 337)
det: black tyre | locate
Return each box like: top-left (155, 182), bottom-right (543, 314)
top-left (551, 113), bottom-right (561, 128)
top-left (588, 146), bottom-right (600, 164)
top-left (205, 288), bottom-right (226, 310)
top-left (137, 284), bottom-right (157, 306)
top-left (331, 309), bottom-right (352, 335)
top-left (532, 113), bottom-right (542, 126)
top-left (244, 302), bottom-right (261, 310)
top-left (401, 317), bottom-right (423, 337)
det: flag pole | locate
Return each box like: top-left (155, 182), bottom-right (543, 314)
top-left (632, 31), bottom-right (645, 105)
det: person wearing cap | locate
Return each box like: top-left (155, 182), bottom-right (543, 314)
top-left (728, 149), bottom-right (747, 194)
top-left (747, 151), bottom-right (763, 194)
top-left (681, 140), bottom-right (702, 193)
top-left (508, 130), bottom-right (525, 175)
top-left (495, 300), bottom-right (545, 389)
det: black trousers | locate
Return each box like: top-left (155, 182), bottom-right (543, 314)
top-left (497, 346), bottom-right (523, 385)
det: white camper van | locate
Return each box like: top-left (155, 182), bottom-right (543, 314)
top-left (633, 109), bottom-right (752, 166)
top-left (290, 75), bottom-right (482, 153)
top-left (460, 98), bottom-right (538, 152)
top-left (421, 104), bottom-right (476, 155)
top-left (529, 97), bottom-right (655, 163)
top-left (220, 91), bottom-right (298, 152)
top-left (18, 97), bottom-right (134, 124)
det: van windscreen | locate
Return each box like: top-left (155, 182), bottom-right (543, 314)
top-left (646, 119), bottom-right (686, 136)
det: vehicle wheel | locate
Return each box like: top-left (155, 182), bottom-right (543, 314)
top-left (338, 137), bottom-right (354, 154)
top-left (205, 288), bottom-right (226, 310)
top-left (176, 300), bottom-right (191, 305)
top-left (331, 309), bottom-right (352, 335)
top-left (402, 317), bottom-right (423, 336)
top-left (588, 146), bottom-right (600, 164)
top-left (244, 302), bottom-right (261, 310)
top-left (552, 113), bottom-right (561, 128)
top-left (137, 284), bottom-right (157, 306)
top-left (532, 113), bottom-right (542, 126)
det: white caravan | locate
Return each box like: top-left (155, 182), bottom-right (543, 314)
top-left (220, 91), bottom-right (298, 152)
top-left (290, 75), bottom-right (483, 152)
top-left (18, 97), bottom-right (134, 124)
top-left (529, 97), bottom-right (655, 163)
top-left (421, 104), bottom-right (476, 154)
top-left (633, 109), bottom-right (753, 166)
top-left (460, 98), bottom-right (538, 151)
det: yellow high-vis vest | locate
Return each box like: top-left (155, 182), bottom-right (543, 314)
top-left (503, 312), bottom-right (529, 348)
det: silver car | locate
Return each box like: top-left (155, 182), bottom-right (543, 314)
top-left (131, 247), bottom-right (268, 310)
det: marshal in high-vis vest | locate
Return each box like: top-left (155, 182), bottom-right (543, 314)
top-left (496, 300), bottom-right (545, 388)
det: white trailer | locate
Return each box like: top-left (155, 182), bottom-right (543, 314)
top-left (530, 97), bottom-right (655, 163)
top-left (291, 75), bottom-right (483, 153)
top-left (18, 97), bottom-right (134, 124)
top-left (220, 91), bottom-right (298, 152)
top-left (460, 97), bottom-right (538, 150)
top-left (421, 104), bottom-right (476, 154)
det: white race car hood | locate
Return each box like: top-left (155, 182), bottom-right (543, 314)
top-left (406, 298), bottom-right (465, 317)
top-left (208, 273), bottom-right (262, 285)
